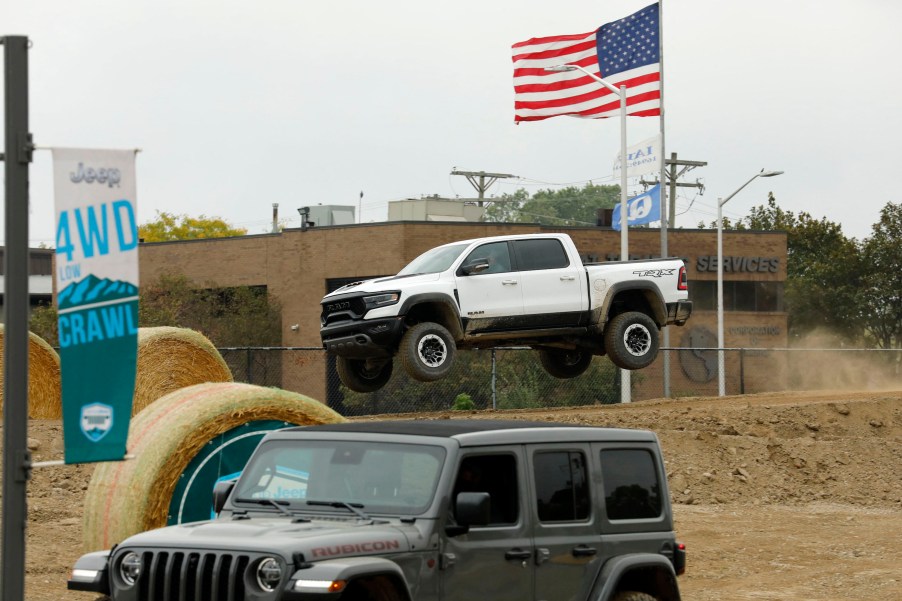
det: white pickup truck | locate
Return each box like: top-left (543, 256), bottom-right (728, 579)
top-left (320, 233), bottom-right (691, 392)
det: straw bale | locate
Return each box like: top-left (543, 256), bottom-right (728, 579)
top-left (133, 326), bottom-right (233, 415)
top-left (82, 382), bottom-right (346, 551)
top-left (0, 325), bottom-right (62, 419)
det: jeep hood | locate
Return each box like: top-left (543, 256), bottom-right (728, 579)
top-left (118, 518), bottom-right (415, 560)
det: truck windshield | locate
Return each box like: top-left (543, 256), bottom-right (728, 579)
top-left (397, 243), bottom-right (469, 276)
top-left (233, 440), bottom-right (446, 516)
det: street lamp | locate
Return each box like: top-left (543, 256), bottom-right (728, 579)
top-left (545, 63), bottom-right (631, 403)
top-left (717, 169), bottom-right (784, 396)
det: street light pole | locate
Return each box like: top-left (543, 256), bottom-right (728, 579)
top-left (546, 64), bottom-right (630, 402)
top-left (717, 169), bottom-right (784, 396)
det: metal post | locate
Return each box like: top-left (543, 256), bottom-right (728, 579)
top-left (739, 348), bottom-right (746, 395)
top-left (618, 85), bottom-right (631, 403)
top-left (659, 0), bottom-right (671, 399)
top-left (491, 349), bottom-right (497, 410)
top-left (717, 197), bottom-right (725, 396)
top-left (2, 34), bottom-right (32, 601)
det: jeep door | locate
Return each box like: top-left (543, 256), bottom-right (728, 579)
top-left (455, 241), bottom-right (524, 333)
top-left (440, 448), bottom-right (532, 601)
top-left (511, 238), bottom-right (587, 326)
top-left (528, 443), bottom-right (602, 601)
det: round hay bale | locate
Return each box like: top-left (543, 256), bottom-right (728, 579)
top-left (133, 326), bottom-right (233, 415)
top-left (82, 382), bottom-right (346, 551)
top-left (0, 325), bottom-right (62, 419)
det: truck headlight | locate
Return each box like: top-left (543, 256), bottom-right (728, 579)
top-left (364, 292), bottom-right (400, 311)
top-left (256, 557), bottom-right (283, 592)
top-left (119, 552), bottom-right (142, 587)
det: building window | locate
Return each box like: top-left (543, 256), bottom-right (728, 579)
top-left (689, 281), bottom-right (783, 312)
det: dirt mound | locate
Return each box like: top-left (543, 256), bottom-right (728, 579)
top-left (7, 388), bottom-right (902, 600)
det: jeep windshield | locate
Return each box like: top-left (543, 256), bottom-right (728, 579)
top-left (233, 439), bottom-right (446, 516)
top-left (396, 243), bottom-right (469, 276)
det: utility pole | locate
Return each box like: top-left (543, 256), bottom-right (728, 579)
top-left (641, 153), bottom-right (706, 227)
top-left (450, 169), bottom-right (517, 206)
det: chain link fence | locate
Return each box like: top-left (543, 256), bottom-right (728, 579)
top-left (218, 347), bottom-right (902, 417)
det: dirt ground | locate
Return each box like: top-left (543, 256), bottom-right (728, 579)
top-left (7, 388), bottom-right (902, 600)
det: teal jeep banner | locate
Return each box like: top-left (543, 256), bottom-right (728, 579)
top-left (52, 148), bottom-right (139, 464)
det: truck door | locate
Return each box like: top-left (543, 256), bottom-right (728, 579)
top-left (455, 241), bottom-right (524, 333)
top-left (512, 239), bottom-right (586, 326)
top-left (440, 448), bottom-right (533, 601)
top-left (528, 444), bottom-right (602, 601)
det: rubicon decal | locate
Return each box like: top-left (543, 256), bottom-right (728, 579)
top-left (311, 539), bottom-right (402, 558)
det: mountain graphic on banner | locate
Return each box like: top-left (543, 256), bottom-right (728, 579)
top-left (58, 275), bottom-right (138, 310)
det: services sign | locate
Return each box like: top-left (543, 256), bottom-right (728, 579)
top-left (52, 148), bottom-right (139, 464)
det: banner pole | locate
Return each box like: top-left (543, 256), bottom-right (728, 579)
top-left (2, 34), bottom-right (32, 601)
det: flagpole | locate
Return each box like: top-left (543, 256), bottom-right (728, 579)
top-left (657, 0), bottom-right (672, 398)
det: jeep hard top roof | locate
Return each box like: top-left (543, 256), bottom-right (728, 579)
top-left (281, 419), bottom-right (658, 446)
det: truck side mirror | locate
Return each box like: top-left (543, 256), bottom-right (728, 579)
top-left (460, 258), bottom-right (490, 275)
top-left (212, 480), bottom-right (236, 514)
top-left (455, 492), bottom-right (491, 526)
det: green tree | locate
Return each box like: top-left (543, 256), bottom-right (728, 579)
top-left (745, 194), bottom-right (862, 341)
top-left (139, 211), bottom-right (247, 242)
top-left (484, 183), bottom-right (620, 225)
top-left (139, 273), bottom-right (281, 347)
top-left (28, 304), bottom-right (58, 346)
top-left (703, 193), bottom-right (863, 343)
top-left (858, 202), bottom-right (902, 349)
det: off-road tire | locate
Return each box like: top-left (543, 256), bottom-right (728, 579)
top-left (336, 357), bottom-right (393, 393)
top-left (604, 311), bottom-right (660, 370)
top-left (611, 592), bottom-right (658, 601)
top-left (538, 349), bottom-right (593, 379)
top-left (399, 322), bottom-right (456, 382)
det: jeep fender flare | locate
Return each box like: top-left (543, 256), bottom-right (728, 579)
top-left (590, 553), bottom-right (681, 601)
top-left (398, 293), bottom-right (464, 340)
top-left (595, 282), bottom-right (667, 328)
top-left (291, 556), bottom-right (412, 600)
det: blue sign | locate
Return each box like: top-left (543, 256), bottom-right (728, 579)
top-left (612, 184), bottom-right (661, 231)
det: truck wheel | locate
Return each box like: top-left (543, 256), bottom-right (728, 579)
top-left (538, 349), bottom-right (592, 379)
top-left (399, 322), bottom-right (456, 382)
top-left (611, 592), bottom-right (658, 601)
top-left (604, 311), bottom-right (660, 370)
top-left (336, 357), bottom-right (393, 393)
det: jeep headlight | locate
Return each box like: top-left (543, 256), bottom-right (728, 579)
top-left (119, 552), bottom-right (142, 587)
top-left (364, 292), bottom-right (400, 311)
top-left (256, 557), bottom-right (283, 592)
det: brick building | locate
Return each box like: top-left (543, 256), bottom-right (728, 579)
top-left (139, 222), bottom-right (788, 402)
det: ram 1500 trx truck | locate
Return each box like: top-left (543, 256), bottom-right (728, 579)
top-left (320, 233), bottom-right (691, 392)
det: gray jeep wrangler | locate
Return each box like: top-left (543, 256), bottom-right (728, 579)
top-left (69, 420), bottom-right (685, 601)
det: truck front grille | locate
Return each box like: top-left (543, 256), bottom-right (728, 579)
top-left (135, 551), bottom-right (250, 601)
top-left (321, 295), bottom-right (368, 325)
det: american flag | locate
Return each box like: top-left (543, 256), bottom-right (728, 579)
top-left (512, 3), bottom-right (661, 123)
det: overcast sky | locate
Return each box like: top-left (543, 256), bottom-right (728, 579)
top-left (3, 0), bottom-right (899, 246)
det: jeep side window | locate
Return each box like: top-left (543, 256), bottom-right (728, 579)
top-left (512, 239), bottom-right (570, 271)
top-left (463, 242), bottom-right (512, 274)
top-left (453, 454), bottom-right (519, 525)
top-left (600, 449), bottom-right (663, 520)
top-left (533, 451), bottom-right (590, 522)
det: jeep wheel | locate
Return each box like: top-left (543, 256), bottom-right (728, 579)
top-left (399, 322), bottom-right (456, 382)
top-left (538, 349), bottom-right (592, 379)
top-left (604, 311), bottom-right (660, 370)
top-left (612, 592), bottom-right (658, 601)
top-left (336, 357), bottom-right (393, 393)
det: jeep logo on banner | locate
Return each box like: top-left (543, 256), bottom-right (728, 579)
top-left (52, 148), bottom-right (139, 464)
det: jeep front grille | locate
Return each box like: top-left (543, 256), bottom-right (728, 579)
top-left (135, 551), bottom-right (250, 601)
